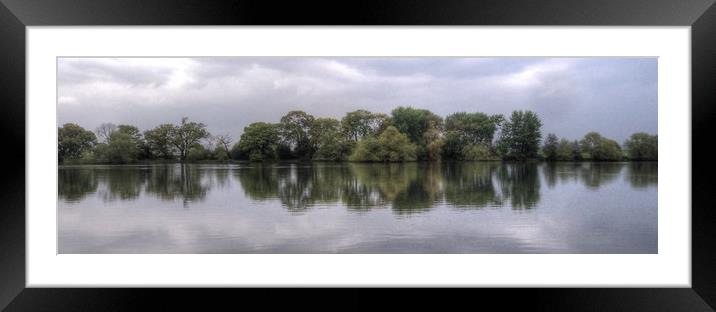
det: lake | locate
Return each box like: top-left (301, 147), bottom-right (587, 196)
top-left (58, 162), bottom-right (657, 253)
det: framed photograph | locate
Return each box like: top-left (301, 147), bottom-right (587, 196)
top-left (1, 0), bottom-right (715, 310)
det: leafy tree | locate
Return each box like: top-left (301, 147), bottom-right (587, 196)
top-left (171, 117), bottom-right (210, 162)
top-left (496, 110), bottom-right (543, 160)
top-left (441, 132), bottom-right (464, 160)
top-left (279, 111), bottom-right (315, 159)
top-left (310, 118), bottom-right (351, 161)
top-left (116, 124), bottom-right (143, 148)
top-left (341, 109), bottom-right (390, 142)
top-left (462, 143), bottom-right (497, 161)
top-left (444, 112), bottom-right (503, 145)
top-left (542, 133), bottom-right (559, 161)
top-left (624, 132), bottom-right (657, 160)
top-left (442, 112), bottom-right (503, 160)
top-left (390, 106), bottom-right (443, 160)
top-left (187, 144), bottom-right (211, 162)
top-left (349, 126), bottom-right (417, 162)
top-left (571, 140), bottom-right (583, 160)
top-left (104, 124), bottom-right (145, 163)
top-left (599, 140), bottom-right (623, 161)
top-left (422, 127), bottom-right (444, 161)
top-left (58, 123), bottom-right (97, 163)
top-left (236, 122), bottom-right (280, 162)
top-left (391, 107), bottom-right (442, 143)
top-left (579, 132), bottom-right (623, 161)
top-left (211, 145), bottom-right (229, 161)
top-left (95, 131), bottom-right (138, 163)
top-left (555, 138), bottom-right (576, 161)
top-left (144, 124), bottom-right (176, 159)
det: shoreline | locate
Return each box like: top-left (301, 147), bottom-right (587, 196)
top-left (58, 159), bottom-right (658, 166)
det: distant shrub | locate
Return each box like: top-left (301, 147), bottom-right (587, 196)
top-left (579, 132), bottom-right (623, 161)
top-left (186, 144), bottom-right (210, 162)
top-left (462, 144), bottom-right (498, 161)
top-left (349, 126), bottom-right (417, 162)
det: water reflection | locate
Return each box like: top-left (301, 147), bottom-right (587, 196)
top-left (143, 165), bottom-right (209, 207)
top-left (59, 162), bottom-right (659, 253)
top-left (99, 167), bottom-right (147, 201)
top-left (442, 162), bottom-right (501, 209)
top-left (58, 162), bottom-right (656, 215)
top-left (626, 162), bottom-right (658, 188)
top-left (498, 163), bottom-right (541, 210)
top-left (58, 167), bottom-right (98, 202)
top-left (59, 165), bottom-right (211, 207)
top-left (541, 162), bottom-right (631, 190)
top-left (578, 162), bottom-right (624, 190)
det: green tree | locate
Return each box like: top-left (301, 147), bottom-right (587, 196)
top-left (442, 112), bottom-right (503, 160)
top-left (171, 117), bottom-right (210, 162)
top-left (116, 124), bottom-right (144, 153)
top-left (555, 138), bottom-right (576, 161)
top-left (341, 109), bottom-right (390, 142)
top-left (422, 127), bottom-right (444, 161)
top-left (236, 122), bottom-right (280, 162)
top-left (349, 126), bottom-right (417, 162)
top-left (579, 132), bottom-right (623, 161)
top-left (391, 107), bottom-right (442, 143)
top-left (441, 132), bottom-right (464, 160)
top-left (390, 106), bottom-right (443, 160)
top-left (279, 110), bottom-right (315, 159)
top-left (310, 118), bottom-right (351, 161)
top-left (58, 123), bottom-right (97, 163)
top-left (496, 110), bottom-right (543, 160)
top-left (144, 124), bottom-right (176, 159)
top-left (444, 112), bottom-right (503, 145)
top-left (542, 133), bottom-right (559, 161)
top-left (624, 132), bottom-right (658, 160)
top-left (461, 143), bottom-right (497, 161)
top-left (186, 144), bottom-right (210, 162)
top-left (96, 131), bottom-right (139, 163)
top-left (571, 140), bottom-right (583, 160)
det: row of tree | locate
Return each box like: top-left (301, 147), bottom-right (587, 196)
top-left (58, 107), bottom-right (658, 164)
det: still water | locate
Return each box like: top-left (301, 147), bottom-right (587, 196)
top-left (58, 162), bottom-right (657, 253)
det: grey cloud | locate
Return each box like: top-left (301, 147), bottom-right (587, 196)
top-left (58, 58), bottom-right (175, 88)
top-left (57, 57), bottom-right (657, 143)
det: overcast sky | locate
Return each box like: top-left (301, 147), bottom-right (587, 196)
top-left (58, 57), bottom-right (657, 143)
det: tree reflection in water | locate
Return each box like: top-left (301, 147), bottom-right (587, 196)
top-left (99, 166), bottom-right (147, 201)
top-left (143, 164), bottom-right (209, 207)
top-left (443, 162), bottom-right (501, 209)
top-left (59, 164), bottom-right (211, 207)
top-left (497, 163), bottom-right (541, 210)
top-left (236, 162), bottom-right (539, 213)
top-left (578, 162), bottom-right (624, 190)
top-left (58, 167), bottom-right (98, 203)
top-left (626, 162), bottom-right (658, 188)
top-left (58, 162), bottom-right (653, 214)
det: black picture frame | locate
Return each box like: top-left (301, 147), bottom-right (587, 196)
top-left (1, 0), bottom-right (714, 310)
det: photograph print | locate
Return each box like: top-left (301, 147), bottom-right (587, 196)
top-left (57, 57), bottom-right (658, 254)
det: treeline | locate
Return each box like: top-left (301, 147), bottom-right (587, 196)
top-left (58, 107), bottom-right (657, 164)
